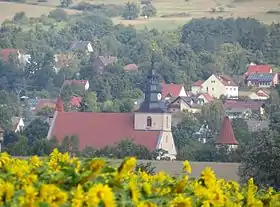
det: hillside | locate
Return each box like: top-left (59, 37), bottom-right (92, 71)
top-left (1, 0), bottom-right (280, 30)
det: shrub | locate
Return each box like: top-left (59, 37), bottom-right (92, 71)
top-left (0, 149), bottom-right (280, 206)
top-left (48, 9), bottom-right (69, 21)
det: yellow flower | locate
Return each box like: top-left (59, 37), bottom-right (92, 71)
top-left (183, 160), bottom-right (192, 174)
top-left (118, 157), bottom-right (136, 175)
top-left (0, 152), bottom-right (10, 168)
top-left (173, 175), bottom-right (188, 193)
top-left (71, 185), bottom-right (84, 207)
top-left (137, 200), bottom-right (158, 207)
top-left (39, 184), bottom-right (67, 206)
top-left (169, 194), bottom-right (192, 207)
top-left (129, 180), bottom-right (140, 204)
top-left (201, 167), bottom-right (216, 187)
top-left (142, 182), bottom-right (152, 196)
top-left (20, 185), bottom-right (38, 207)
top-left (86, 183), bottom-right (115, 207)
top-left (29, 156), bottom-right (42, 168)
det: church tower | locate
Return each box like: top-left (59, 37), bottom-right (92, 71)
top-left (134, 56), bottom-right (177, 159)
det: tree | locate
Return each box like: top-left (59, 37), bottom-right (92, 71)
top-left (122, 2), bottom-right (139, 20)
top-left (141, 4), bottom-right (157, 17)
top-left (23, 118), bottom-right (50, 145)
top-left (60, 0), bottom-right (72, 8)
top-left (239, 129), bottom-right (280, 190)
top-left (60, 136), bottom-right (79, 156)
top-left (79, 92), bottom-right (100, 112)
top-left (48, 9), bottom-right (69, 21)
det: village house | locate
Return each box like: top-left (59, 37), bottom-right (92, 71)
top-left (248, 89), bottom-right (269, 100)
top-left (62, 80), bottom-right (90, 91)
top-left (223, 100), bottom-right (266, 119)
top-left (30, 99), bottom-right (57, 113)
top-left (93, 56), bottom-right (118, 74)
top-left (161, 82), bottom-right (187, 100)
top-left (54, 53), bottom-right (74, 73)
top-left (124, 64), bottom-right (138, 72)
top-left (47, 69), bottom-right (177, 160)
top-left (69, 41), bottom-right (93, 53)
top-left (216, 116), bottom-right (239, 150)
top-left (245, 63), bottom-right (272, 76)
top-left (0, 48), bottom-right (31, 65)
top-left (246, 73), bottom-right (278, 88)
top-left (167, 96), bottom-right (201, 114)
top-left (193, 74), bottom-right (238, 99)
top-left (11, 116), bottom-right (24, 133)
top-left (197, 93), bottom-right (214, 105)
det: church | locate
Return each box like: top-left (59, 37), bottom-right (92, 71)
top-left (47, 69), bottom-right (177, 159)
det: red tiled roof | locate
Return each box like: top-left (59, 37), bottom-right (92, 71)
top-left (56, 97), bottom-right (64, 112)
top-left (124, 64), bottom-right (138, 72)
top-left (49, 112), bottom-right (160, 150)
top-left (215, 75), bottom-right (237, 86)
top-left (35, 99), bottom-right (57, 111)
top-left (223, 100), bottom-right (264, 111)
top-left (71, 96), bottom-right (82, 107)
top-left (192, 80), bottom-right (204, 87)
top-left (161, 83), bottom-right (184, 97)
top-left (216, 116), bottom-right (238, 145)
top-left (246, 65), bottom-right (272, 75)
top-left (0, 49), bottom-right (19, 62)
top-left (199, 93), bottom-right (214, 102)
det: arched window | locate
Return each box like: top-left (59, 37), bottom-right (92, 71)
top-left (147, 116), bottom-right (152, 127)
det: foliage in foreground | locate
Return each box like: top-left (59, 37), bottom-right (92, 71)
top-left (0, 149), bottom-right (280, 206)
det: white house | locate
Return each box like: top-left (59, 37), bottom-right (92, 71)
top-left (196, 74), bottom-right (238, 99)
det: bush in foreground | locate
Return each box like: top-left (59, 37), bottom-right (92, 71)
top-left (0, 149), bottom-right (280, 206)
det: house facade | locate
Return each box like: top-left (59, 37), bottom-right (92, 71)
top-left (47, 69), bottom-right (177, 160)
top-left (199, 75), bottom-right (238, 99)
top-left (167, 97), bottom-right (201, 114)
top-left (247, 73), bottom-right (278, 88)
top-left (11, 117), bottom-right (24, 133)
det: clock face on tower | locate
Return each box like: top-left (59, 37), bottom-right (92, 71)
top-left (157, 93), bottom-right (162, 100)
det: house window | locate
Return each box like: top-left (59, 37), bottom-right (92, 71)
top-left (147, 116), bottom-right (152, 127)
top-left (211, 80), bottom-right (215, 83)
top-left (212, 88), bottom-right (214, 91)
top-left (234, 88), bottom-right (236, 91)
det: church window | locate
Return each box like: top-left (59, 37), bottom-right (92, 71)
top-left (147, 116), bottom-right (152, 127)
top-left (166, 136), bottom-right (168, 143)
top-left (166, 116), bottom-right (169, 128)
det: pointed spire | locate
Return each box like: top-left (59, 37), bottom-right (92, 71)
top-left (216, 116), bottom-right (238, 145)
top-left (56, 96), bottom-right (64, 112)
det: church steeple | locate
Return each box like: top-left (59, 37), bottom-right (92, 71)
top-left (137, 48), bottom-right (167, 113)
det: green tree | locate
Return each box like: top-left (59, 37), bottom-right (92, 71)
top-left (60, 136), bottom-right (79, 156)
top-left (79, 92), bottom-right (100, 112)
top-left (122, 2), bottom-right (140, 20)
top-left (239, 129), bottom-right (280, 189)
top-left (60, 0), bottom-right (72, 8)
top-left (141, 3), bottom-right (157, 17)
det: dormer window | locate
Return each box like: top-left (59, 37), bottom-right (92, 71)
top-left (147, 116), bottom-right (152, 127)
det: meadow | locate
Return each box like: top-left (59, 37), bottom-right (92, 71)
top-left (0, 0), bottom-right (280, 30)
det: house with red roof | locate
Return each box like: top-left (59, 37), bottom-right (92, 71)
top-left (47, 69), bottom-right (177, 159)
top-left (124, 64), bottom-right (138, 72)
top-left (0, 48), bottom-right (31, 65)
top-left (216, 116), bottom-right (238, 150)
top-left (62, 80), bottom-right (89, 91)
top-left (194, 74), bottom-right (238, 99)
top-left (161, 83), bottom-right (187, 100)
top-left (245, 63), bottom-right (272, 76)
top-left (197, 93), bottom-right (214, 104)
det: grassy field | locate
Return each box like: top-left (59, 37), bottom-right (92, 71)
top-left (0, 0), bottom-right (280, 29)
top-left (0, 1), bottom-right (80, 23)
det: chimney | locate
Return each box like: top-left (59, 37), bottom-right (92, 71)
top-left (56, 96), bottom-right (64, 112)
